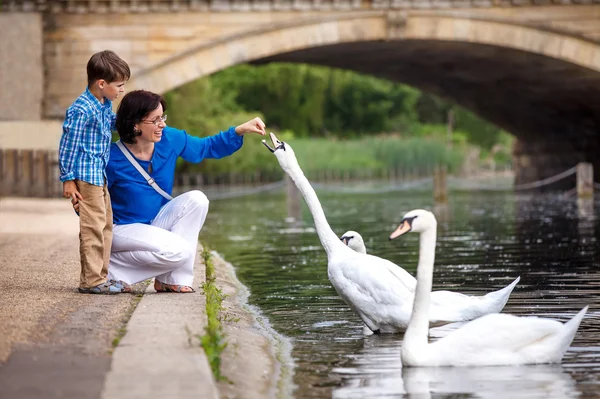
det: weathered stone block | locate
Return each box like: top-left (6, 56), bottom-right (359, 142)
top-left (389, 0), bottom-right (412, 8)
top-left (372, 0), bottom-right (391, 9)
top-left (231, 0), bottom-right (253, 11)
top-left (431, 0), bottom-right (453, 8)
top-left (251, 0), bottom-right (273, 10)
top-left (0, 13), bottom-right (43, 121)
top-left (272, 0), bottom-right (294, 10)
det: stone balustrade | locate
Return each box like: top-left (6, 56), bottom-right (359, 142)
top-left (3, 0), bottom-right (599, 13)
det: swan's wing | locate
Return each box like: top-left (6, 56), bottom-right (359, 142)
top-left (331, 254), bottom-right (415, 305)
top-left (383, 260), bottom-right (417, 292)
top-left (430, 290), bottom-right (473, 305)
top-left (429, 277), bottom-right (520, 322)
top-left (428, 290), bottom-right (484, 321)
top-left (432, 313), bottom-right (564, 356)
top-left (363, 254), bottom-right (416, 293)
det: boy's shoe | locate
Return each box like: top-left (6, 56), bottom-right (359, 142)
top-left (78, 281), bottom-right (124, 294)
top-left (109, 279), bottom-right (132, 293)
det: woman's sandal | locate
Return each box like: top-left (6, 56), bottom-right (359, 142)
top-left (154, 279), bottom-right (195, 293)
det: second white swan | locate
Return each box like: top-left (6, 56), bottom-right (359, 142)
top-left (390, 209), bottom-right (588, 366)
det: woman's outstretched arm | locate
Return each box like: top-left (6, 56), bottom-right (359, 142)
top-left (176, 117), bottom-right (266, 163)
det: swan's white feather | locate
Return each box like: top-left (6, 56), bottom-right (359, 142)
top-left (269, 136), bottom-right (520, 334)
top-left (396, 209), bottom-right (588, 367)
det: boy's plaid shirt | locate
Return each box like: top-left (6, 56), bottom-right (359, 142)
top-left (59, 88), bottom-right (116, 186)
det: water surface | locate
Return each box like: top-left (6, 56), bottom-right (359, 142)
top-left (201, 186), bottom-right (600, 398)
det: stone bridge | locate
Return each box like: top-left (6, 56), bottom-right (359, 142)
top-left (2, 0), bottom-right (600, 188)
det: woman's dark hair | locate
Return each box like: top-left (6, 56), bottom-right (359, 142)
top-left (116, 90), bottom-right (167, 144)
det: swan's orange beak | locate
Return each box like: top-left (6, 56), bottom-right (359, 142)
top-left (389, 221), bottom-right (411, 240)
top-left (269, 132), bottom-right (280, 147)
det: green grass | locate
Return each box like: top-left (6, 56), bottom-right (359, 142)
top-left (182, 133), bottom-right (473, 181)
top-left (108, 293), bottom-right (144, 355)
top-left (197, 247), bottom-right (229, 381)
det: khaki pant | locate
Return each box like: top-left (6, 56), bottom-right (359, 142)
top-left (76, 180), bottom-right (113, 288)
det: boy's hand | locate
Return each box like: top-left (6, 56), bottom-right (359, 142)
top-left (63, 180), bottom-right (83, 202)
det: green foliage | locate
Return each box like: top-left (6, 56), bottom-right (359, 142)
top-left (163, 78), bottom-right (274, 175)
top-left (198, 247), bottom-right (229, 381)
top-left (453, 107), bottom-right (506, 150)
top-left (371, 137), bottom-right (464, 174)
top-left (211, 63), bottom-right (420, 137)
top-left (321, 68), bottom-right (419, 136)
top-left (415, 92), bottom-right (509, 150)
top-left (287, 135), bottom-right (466, 178)
top-left (161, 63), bottom-right (512, 178)
top-left (212, 64), bottom-right (328, 136)
top-left (163, 78), bottom-right (243, 134)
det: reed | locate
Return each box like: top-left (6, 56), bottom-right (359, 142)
top-left (183, 134), bottom-right (466, 182)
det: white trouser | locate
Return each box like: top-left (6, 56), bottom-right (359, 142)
top-left (107, 190), bottom-right (209, 286)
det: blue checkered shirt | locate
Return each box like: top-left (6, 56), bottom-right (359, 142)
top-left (59, 88), bottom-right (116, 186)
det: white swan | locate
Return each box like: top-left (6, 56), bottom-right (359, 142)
top-left (340, 230), bottom-right (367, 254)
top-left (390, 209), bottom-right (589, 366)
top-left (340, 230), bottom-right (521, 326)
top-left (263, 133), bottom-right (518, 333)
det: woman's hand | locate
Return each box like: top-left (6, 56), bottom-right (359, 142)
top-left (235, 117), bottom-right (266, 136)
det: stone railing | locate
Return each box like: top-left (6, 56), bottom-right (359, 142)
top-left (0, 148), bottom-right (61, 198)
top-left (2, 0), bottom-right (595, 13)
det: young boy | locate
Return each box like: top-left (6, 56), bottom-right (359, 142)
top-left (59, 50), bottom-right (130, 294)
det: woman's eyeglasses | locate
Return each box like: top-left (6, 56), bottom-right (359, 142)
top-left (141, 114), bottom-right (167, 126)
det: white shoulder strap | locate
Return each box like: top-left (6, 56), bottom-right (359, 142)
top-left (116, 140), bottom-right (173, 201)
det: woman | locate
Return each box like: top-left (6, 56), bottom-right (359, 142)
top-left (77, 89), bottom-right (266, 293)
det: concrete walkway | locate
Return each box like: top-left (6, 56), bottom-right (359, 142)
top-left (0, 198), bottom-right (219, 398)
top-left (102, 260), bottom-right (218, 398)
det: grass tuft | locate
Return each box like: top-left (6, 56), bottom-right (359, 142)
top-left (197, 247), bottom-right (230, 382)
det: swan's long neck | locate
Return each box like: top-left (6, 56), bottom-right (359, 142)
top-left (404, 227), bottom-right (437, 349)
top-left (283, 163), bottom-right (341, 256)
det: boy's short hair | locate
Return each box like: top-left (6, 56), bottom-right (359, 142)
top-left (116, 90), bottom-right (167, 144)
top-left (87, 50), bottom-right (131, 87)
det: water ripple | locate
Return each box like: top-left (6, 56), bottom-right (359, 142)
top-left (203, 189), bottom-right (600, 398)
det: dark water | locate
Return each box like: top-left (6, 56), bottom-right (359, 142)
top-left (201, 186), bottom-right (600, 398)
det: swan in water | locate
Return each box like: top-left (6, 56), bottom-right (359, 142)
top-left (262, 133), bottom-right (518, 333)
top-left (340, 230), bottom-right (521, 328)
top-left (340, 230), bottom-right (368, 254)
top-left (390, 209), bottom-right (588, 366)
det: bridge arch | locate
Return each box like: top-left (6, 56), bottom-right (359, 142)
top-left (128, 12), bottom-right (600, 188)
top-left (130, 12), bottom-right (600, 94)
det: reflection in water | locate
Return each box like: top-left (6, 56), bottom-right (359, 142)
top-left (331, 333), bottom-right (580, 398)
top-left (333, 350), bottom-right (578, 399)
top-left (401, 365), bottom-right (578, 399)
top-left (202, 188), bottom-right (600, 398)
top-left (578, 197), bottom-right (594, 220)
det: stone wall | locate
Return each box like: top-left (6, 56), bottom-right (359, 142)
top-left (513, 138), bottom-right (600, 191)
top-left (0, 13), bottom-right (43, 121)
top-left (0, 121), bottom-right (63, 150)
top-left (3, 0), bottom-right (600, 12)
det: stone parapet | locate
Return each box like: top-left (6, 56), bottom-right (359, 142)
top-left (0, 121), bottom-right (63, 150)
top-left (3, 0), bottom-right (599, 13)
